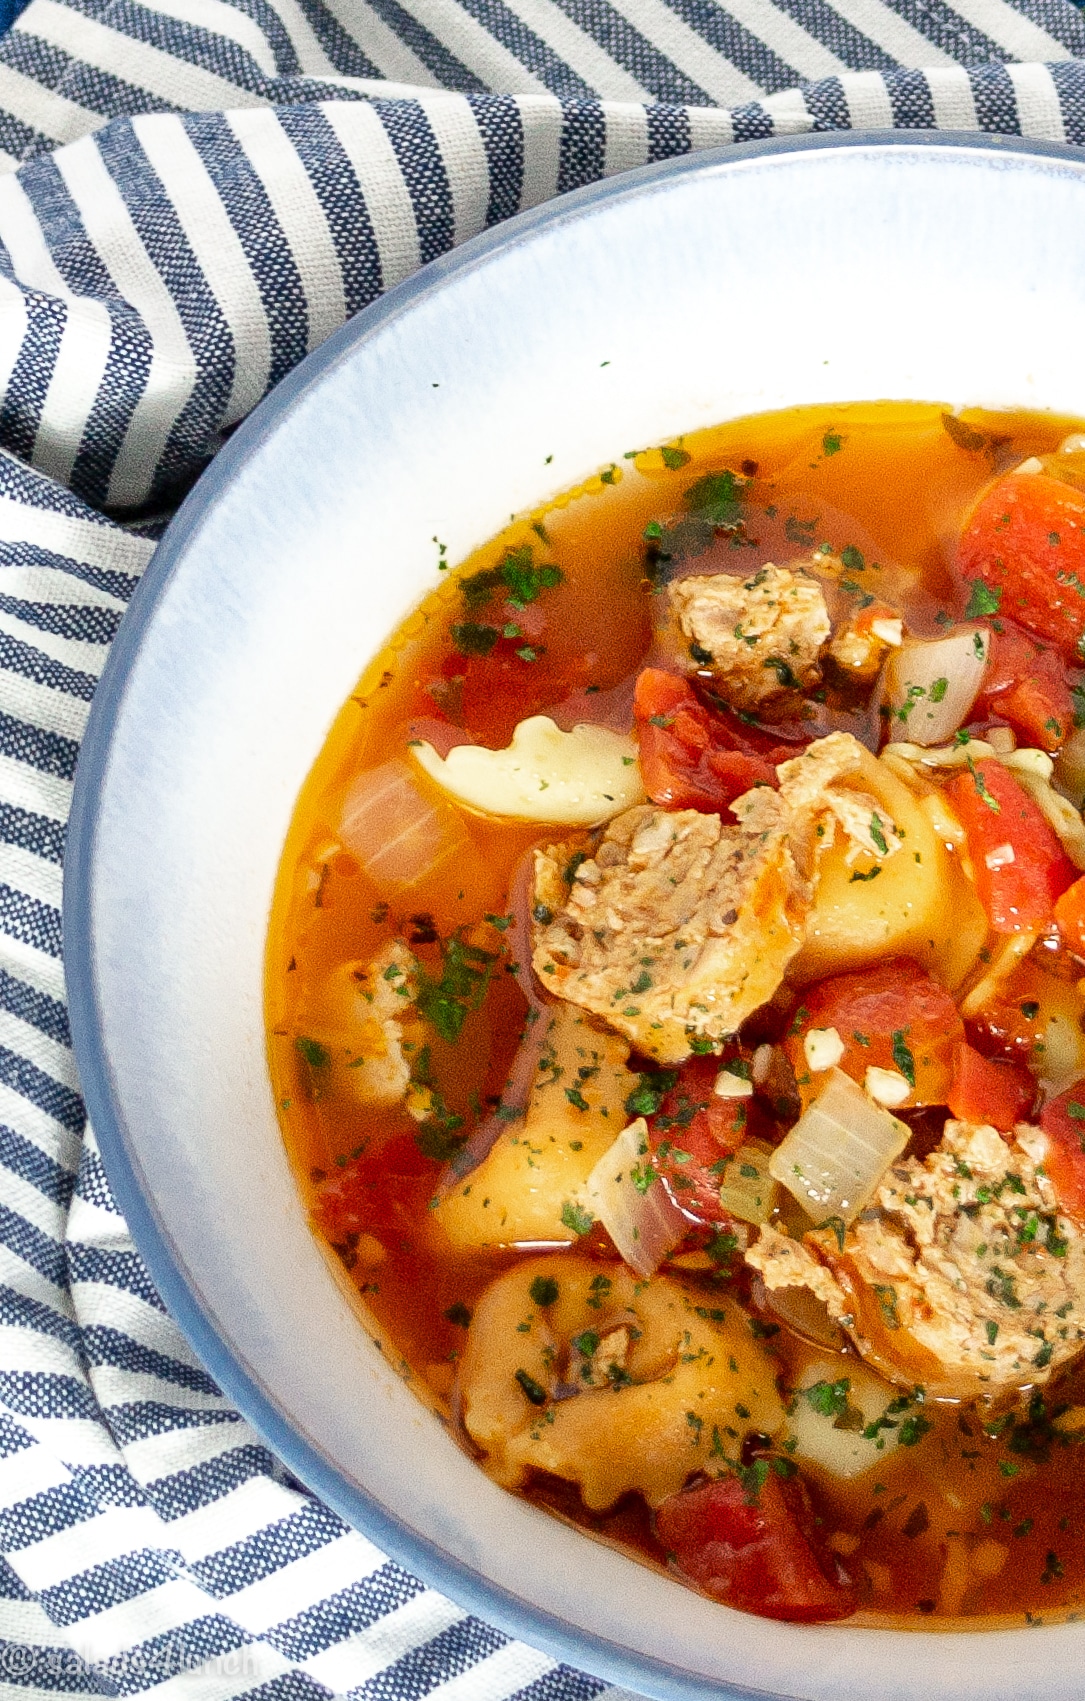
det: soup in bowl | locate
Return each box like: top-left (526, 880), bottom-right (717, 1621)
top-left (269, 398), bottom-right (1085, 1627)
top-left (67, 135), bottom-right (1085, 1700)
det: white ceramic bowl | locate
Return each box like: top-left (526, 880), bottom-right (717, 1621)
top-left (67, 132), bottom-right (1085, 1701)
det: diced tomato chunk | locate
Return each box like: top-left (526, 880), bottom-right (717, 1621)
top-left (646, 1053), bottom-right (767, 1227)
top-left (947, 1041), bottom-right (1035, 1130)
top-left (947, 759), bottom-right (1076, 933)
top-left (783, 958), bottom-right (963, 1109)
top-left (633, 668), bottom-right (801, 813)
top-left (654, 1471), bottom-right (858, 1622)
top-left (973, 623), bottom-right (1075, 751)
top-left (453, 645), bottom-right (595, 746)
top-left (1055, 874), bottom-right (1085, 958)
top-left (1040, 1086), bottom-right (1085, 1220)
top-left (958, 471), bottom-right (1085, 660)
top-left (313, 1132), bottom-right (433, 1244)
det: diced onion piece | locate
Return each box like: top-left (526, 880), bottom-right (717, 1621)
top-left (1041, 1010), bottom-right (1085, 1095)
top-left (804, 1027), bottom-right (845, 1073)
top-left (885, 630), bottom-right (989, 747)
top-left (870, 618), bottom-right (903, 647)
top-left (768, 1068), bottom-right (910, 1224)
top-left (788, 1357), bottom-right (903, 1481)
top-left (584, 1118), bottom-right (687, 1278)
top-left (758, 1283), bottom-right (846, 1352)
top-left (714, 1065), bottom-right (753, 1099)
top-left (864, 1066), bottom-right (911, 1107)
top-left (1060, 434), bottom-right (1085, 456)
top-left (1015, 456), bottom-right (1044, 476)
top-left (717, 1141), bottom-right (777, 1225)
top-left (752, 1044), bottom-right (774, 1084)
top-left (411, 716), bottom-right (644, 825)
top-left (987, 726), bottom-right (1016, 756)
top-left (339, 759), bottom-right (471, 895)
top-left (1055, 727), bottom-right (1085, 808)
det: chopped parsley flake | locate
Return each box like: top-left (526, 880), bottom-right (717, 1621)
top-left (515, 1368), bottom-right (547, 1406)
top-left (561, 1200), bottom-right (594, 1236)
top-left (802, 1378), bottom-right (851, 1418)
top-left (965, 578), bottom-right (1003, 618)
top-left (891, 1029), bottom-right (916, 1087)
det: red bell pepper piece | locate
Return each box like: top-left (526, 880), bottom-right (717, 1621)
top-left (784, 958), bottom-right (963, 1109)
top-left (654, 1470), bottom-right (858, 1623)
top-left (958, 472), bottom-right (1085, 661)
top-left (947, 1041), bottom-right (1035, 1130)
top-left (633, 668), bottom-right (800, 813)
top-left (1040, 1086), bottom-right (1085, 1220)
top-left (973, 623), bottom-right (1075, 751)
top-left (1054, 873), bottom-right (1085, 958)
top-left (947, 759), bottom-right (1076, 933)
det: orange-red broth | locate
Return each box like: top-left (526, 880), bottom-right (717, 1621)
top-left (267, 401), bottom-right (1085, 1628)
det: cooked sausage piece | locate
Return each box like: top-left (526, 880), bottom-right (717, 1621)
top-left (670, 564), bottom-right (831, 709)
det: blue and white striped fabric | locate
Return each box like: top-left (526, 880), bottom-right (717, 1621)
top-left (0, 0), bottom-right (1078, 1687)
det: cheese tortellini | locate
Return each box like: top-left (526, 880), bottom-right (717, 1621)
top-left (432, 1005), bottom-right (634, 1248)
top-left (410, 716), bottom-right (645, 825)
top-left (793, 742), bottom-right (987, 991)
top-left (458, 1256), bottom-right (785, 1509)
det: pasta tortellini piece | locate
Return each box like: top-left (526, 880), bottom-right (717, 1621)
top-left (410, 716), bottom-right (645, 825)
top-left (432, 1005), bottom-right (633, 1247)
top-left (459, 1256), bottom-right (786, 1510)
top-left (793, 744), bottom-right (987, 991)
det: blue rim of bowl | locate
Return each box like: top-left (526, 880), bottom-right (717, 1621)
top-left (64, 127), bottom-right (1085, 1701)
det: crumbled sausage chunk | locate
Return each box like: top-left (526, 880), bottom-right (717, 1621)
top-left (747, 1118), bottom-right (1085, 1398)
top-left (532, 797), bottom-right (812, 1063)
top-left (670, 564), bottom-right (831, 708)
top-left (343, 940), bottom-right (420, 1105)
top-left (771, 732), bottom-right (901, 862)
top-left (532, 734), bottom-right (889, 1064)
top-left (828, 601), bottom-right (903, 679)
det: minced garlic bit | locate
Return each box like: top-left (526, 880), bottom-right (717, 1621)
top-left (714, 1065), bottom-right (753, 1099)
top-left (804, 1026), bottom-right (845, 1073)
top-left (864, 1066), bottom-right (912, 1107)
top-left (984, 842), bottom-right (1016, 871)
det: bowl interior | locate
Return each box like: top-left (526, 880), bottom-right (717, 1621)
top-left (68, 134), bottom-right (1085, 1701)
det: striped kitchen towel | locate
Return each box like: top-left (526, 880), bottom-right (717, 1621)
top-left (0, 0), bottom-right (1078, 1691)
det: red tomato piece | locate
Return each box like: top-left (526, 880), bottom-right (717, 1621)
top-left (947, 759), bottom-right (1076, 933)
top-left (947, 1041), bottom-right (1035, 1130)
top-left (783, 958), bottom-right (963, 1109)
top-left (313, 1132), bottom-right (432, 1244)
top-left (958, 472), bottom-right (1085, 660)
top-left (973, 623), bottom-right (1075, 751)
top-left (1039, 1087), bottom-right (1085, 1220)
top-left (633, 668), bottom-right (800, 813)
top-left (454, 645), bottom-right (595, 746)
top-left (646, 1054), bottom-right (766, 1228)
top-left (654, 1471), bottom-right (858, 1623)
top-left (1054, 873), bottom-right (1085, 958)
